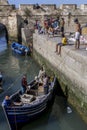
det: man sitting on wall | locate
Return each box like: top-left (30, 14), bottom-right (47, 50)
top-left (55, 34), bottom-right (67, 55)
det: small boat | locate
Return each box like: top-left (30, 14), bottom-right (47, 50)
top-left (11, 42), bottom-right (30, 55)
top-left (2, 76), bottom-right (56, 129)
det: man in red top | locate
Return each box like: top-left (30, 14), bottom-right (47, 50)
top-left (21, 75), bottom-right (28, 94)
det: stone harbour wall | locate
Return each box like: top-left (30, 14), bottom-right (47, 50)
top-left (33, 31), bottom-right (87, 122)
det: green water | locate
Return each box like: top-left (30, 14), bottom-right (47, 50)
top-left (0, 47), bottom-right (87, 130)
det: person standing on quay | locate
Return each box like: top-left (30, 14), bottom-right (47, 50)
top-left (60, 18), bottom-right (65, 36)
top-left (74, 18), bottom-right (81, 49)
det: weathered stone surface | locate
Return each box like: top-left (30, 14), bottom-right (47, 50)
top-left (33, 32), bottom-right (87, 122)
top-left (0, 0), bottom-right (8, 5)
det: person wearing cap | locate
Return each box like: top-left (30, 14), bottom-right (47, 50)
top-left (2, 95), bottom-right (11, 107)
top-left (74, 18), bottom-right (81, 49)
top-left (21, 75), bottom-right (28, 94)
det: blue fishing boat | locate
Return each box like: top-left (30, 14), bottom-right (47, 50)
top-left (2, 76), bottom-right (56, 129)
top-left (11, 42), bottom-right (30, 55)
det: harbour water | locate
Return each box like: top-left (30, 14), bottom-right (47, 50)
top-left (0, 32), bottom-right (7, 52)
top-left (0, 44), bottom-right (87, 130)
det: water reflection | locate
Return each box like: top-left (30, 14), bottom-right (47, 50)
top-left (9, 55), bottom-right (20, 71)
top-left (0, 45), bottom-right (40, 130)
top-left (22, 96), bottom-right (87, 130)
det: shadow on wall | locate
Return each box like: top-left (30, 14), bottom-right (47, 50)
top-left (0, 23), bottom-right (8, 44)
top-left (55, 79), bottom-right (69, 99)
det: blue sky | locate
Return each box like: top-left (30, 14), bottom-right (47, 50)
top-left (8, 0), bottom-right (87, 7)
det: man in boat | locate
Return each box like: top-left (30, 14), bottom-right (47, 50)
top-left (43, 74), bottom-right (50, 94)
top-left (38, 66), bottom-right (45, 84)
top-left (2, 95), bottom-right (11, 107)
top-left (21, 75), bottom-right (28, 94)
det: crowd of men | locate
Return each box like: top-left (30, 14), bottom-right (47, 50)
top-left (34, 17), bottom-right (65, 37)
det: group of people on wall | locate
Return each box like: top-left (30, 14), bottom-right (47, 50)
top-left (34, 17), bottom-right (65, 37)
top-left (34, 16), bottom-right (82, 56)
top-left (24, 14), bottom-right (82, 57)
top-left (55, 18), bottom-right (81, 55)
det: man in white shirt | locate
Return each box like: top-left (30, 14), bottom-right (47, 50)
top-left (38, 67), bottom-right (45, 79)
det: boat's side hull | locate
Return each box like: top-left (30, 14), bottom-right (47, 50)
top-left (12, 48), bottom-right (25, 55)
top-left (4, 93), bottom-right (53, 125)
top-left (6, 103), bottom-right (46, 124)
